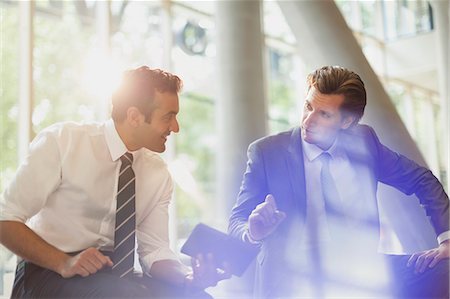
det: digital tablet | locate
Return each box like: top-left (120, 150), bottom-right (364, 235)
top-left (180, 223), bottom-right (259, 276)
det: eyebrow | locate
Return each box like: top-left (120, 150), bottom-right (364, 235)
top-left (163, 111), bottom-right (178, 116)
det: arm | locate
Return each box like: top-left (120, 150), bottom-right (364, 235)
top-left (0, 129), bottom-right (112, 278)
top-left (137, 169), bottom-right (229, 290)
top-left (369, 127), bottom-right (449, 237)
top-left (367, 127), bottom-right (449, 270)
top-left (228, 141), bottom-right (285, 242)
top-left (150, 256), bottom-right (230, 291)
top-left (0, 221), bottom-right (112, 278)
top-left (229, 141), bottom-right (268, 240)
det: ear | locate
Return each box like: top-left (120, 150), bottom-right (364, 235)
top-left (126, 107), bottom-right (144, 127)
top-left (340, 115), bottom-right (355, 130)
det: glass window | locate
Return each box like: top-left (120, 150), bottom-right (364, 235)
top-left (171, 2), bottom-right (217, 242)
top-left (111, 1), bottom-right (164, 69)
top-left (264, 2), bottom-right (302, 134)
top-left (0, 1), bottom-right (19, 193)
top-left (384, 0), bottom-right (433, 40)
top-left (33, 1), bottom-right (99, 133)
top-left (267, 49), bottom-right (301, 133)
top-left (0, 2), bottom-right (20, 296)
top-left (359, 0), bottom-right (377, 37)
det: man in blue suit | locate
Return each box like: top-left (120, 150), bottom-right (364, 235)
top-left (229, 66), bottom-right (449, 298)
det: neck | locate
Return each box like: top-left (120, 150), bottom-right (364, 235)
top-left (114, 120), bottom-right (140, 151)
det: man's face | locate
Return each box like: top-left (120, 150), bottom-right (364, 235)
top-left (134, 91), bottom-right (180, 153)
top-left (301, 87), bottom-right (353, 150)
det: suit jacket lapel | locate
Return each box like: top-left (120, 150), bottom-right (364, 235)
top-left (285, 127), bottom-right (307, 215)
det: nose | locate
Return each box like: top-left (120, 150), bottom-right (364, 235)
top-left (171, 118), bottom-right (180, 133)
top-left (303, 111), bottom-right (316, 127)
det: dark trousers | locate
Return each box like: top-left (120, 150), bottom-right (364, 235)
top-left (11, 260), bottom-right (212, 299)
top-left (273, 253), bottom-right (449, 299)
top-left (387, 254), bottom-right (450, 299)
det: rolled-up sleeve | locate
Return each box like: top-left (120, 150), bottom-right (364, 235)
top-left (1, 129), bottom-right (61, 222)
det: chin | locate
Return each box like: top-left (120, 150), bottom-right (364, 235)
top-left (147, 144), bottom-right (165, 153)
top-left (302, 134), bottom-right (315, 145)
top-left (157, 144), bottom-right (166, 153)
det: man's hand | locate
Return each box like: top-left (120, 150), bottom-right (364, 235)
top-left (59, 247), bottom-right (113, 278)
top-left (248, 194), bottom-right (286, 241)
top-left (407, 240), bottom-right (450, 274)
top-left (185, 253), bottom-right (231, 291)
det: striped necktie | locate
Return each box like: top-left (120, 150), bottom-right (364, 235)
top-left (112, 152), bottom-right (136, 278)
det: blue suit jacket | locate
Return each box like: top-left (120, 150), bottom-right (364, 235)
top-left (229, 125), bottom-right (449, 298)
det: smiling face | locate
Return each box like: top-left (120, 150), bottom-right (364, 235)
top-left (124, 91), bottom-right (179, 153)
top-left (301, 87), bottom-right (354, 150)
top-left (139, 91), bottom-right (179, 153)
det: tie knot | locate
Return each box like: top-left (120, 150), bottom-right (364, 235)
top-left (120, 152), bottom-right (133, 166)
top-left (319, 152), bottom-right (332, 165)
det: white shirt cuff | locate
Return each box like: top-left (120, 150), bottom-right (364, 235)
top-left (139, 248), bottom-right (179, 274)
top-left (242, 228), bottom-right (262, 245)
top-left (437, 230), bottom-right (450, 244)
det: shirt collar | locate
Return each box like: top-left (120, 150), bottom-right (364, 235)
top-left (301, 130), bottom-right (342, 162)
top-left (104, 119), bottom-right (128, 162)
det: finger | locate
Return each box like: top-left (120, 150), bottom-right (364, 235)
top-left (77, 268), bottom-right (91, 277)
top-left (105, 256), bottom-right (113, 267)
top-left (254, 202), bottom-right (272, 214)
top-left (262, 196), bottom-right (276, 215)
top-left (80, 259), bottom-right (99, 274)
top-left (417, 251), bottom-right (438, 273)
top-left (220, 262), bottom-right (232, 280)
top-left (73, 263), bottom-right (91, 277)
top-left (429, 253), bottom-right (444, 268)
top-left (251, 210), bottom-right (270, 228)
top-left (414, 252), bottom-right (432, 274)
top-left (194, 254), bottom-right (206, 277)
top-left (407, 254), bottom-right (418, 267)
top-left (274, 210), bottom-right (286, 223)
top-left (86, 256), bottom-right (103, 270)
top-left (206, 252), bottom-right (216, 274)
top-left (413, 254), bottom-right (424, 274)
top-left (249, 212), bottom-right (263, 226)
top-left (190, 256), bottom-right (200, 275)
top-left (258, 208), bottom-right (275, 226)
top-left (72, 251), bottom-right (98, 274)
top-left (79, 249), bottom-right (105, 270)
top-left (93, 250), bottom-right (113, 267)
top-left (265, 194), bottom-right (278, 211)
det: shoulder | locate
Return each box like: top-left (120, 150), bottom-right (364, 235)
top-left (30, 121), bottom-right (106, 152)
top-left (249, 128), bottom-right (297, 152)
top-left (37, 121), bottom-right (104, 139)
top-left (139, 150), bottom-right (168, 168)
top-left (340, 124), bottom-right (380, 147)
top-left (343, 124), bottom-right (376, 138)
top-left (339, 124), bottom-right (382, 161)
top-left (135, 150), bottom-right (171, 181)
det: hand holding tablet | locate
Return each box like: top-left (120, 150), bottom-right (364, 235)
top-left (181, 223), bottom-right (260, 276)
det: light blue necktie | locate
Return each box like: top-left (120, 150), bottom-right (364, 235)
top-left (319, 152), bottom-right (342, 217)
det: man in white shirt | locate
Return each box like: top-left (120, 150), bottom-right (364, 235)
top-left (0, 66), bottom-right (230, 298)
top-left (229, 66), bottom-right (449, 298)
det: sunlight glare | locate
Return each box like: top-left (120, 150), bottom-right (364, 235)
top-left (168, 158), bottom-right (202, 204)
top-left (82, 50), bottom-right (122, 101)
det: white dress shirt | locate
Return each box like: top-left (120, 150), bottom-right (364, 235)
top-left (300, 136), bottom-right (379, 249)
top-left (300, 133), bottom-right (449, 251)
top-left (1, 119), bottom-right (178, 273)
